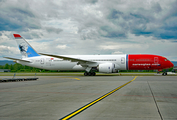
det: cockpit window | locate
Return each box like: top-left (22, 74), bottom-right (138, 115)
top-left (164, 59), bottom-right (169, 61)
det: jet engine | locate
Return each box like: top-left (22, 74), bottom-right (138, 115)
top-left (98, 63), bottom-right (119, 73)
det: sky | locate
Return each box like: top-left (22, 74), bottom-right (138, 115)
top-left (0, 0), bottom-right (177, 61)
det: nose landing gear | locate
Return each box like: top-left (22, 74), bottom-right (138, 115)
top-left (162, 72), bottom-right (167, 76)
top-left (157, 69), bottom-right (168, 76)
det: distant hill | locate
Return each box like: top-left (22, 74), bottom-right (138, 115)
top-left (0, 60), bottom-right (15, 65)
top-left (172, 61), bottom-right (177, 66)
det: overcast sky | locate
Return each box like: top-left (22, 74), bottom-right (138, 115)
top-left (0, 0), bottom-right (177, 61)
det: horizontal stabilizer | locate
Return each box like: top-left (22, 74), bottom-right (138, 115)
top-left (3, 57), bottom-right (31, 63)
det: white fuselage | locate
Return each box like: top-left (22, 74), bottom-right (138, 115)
top-left (17, 54), bottom-right (127, 71)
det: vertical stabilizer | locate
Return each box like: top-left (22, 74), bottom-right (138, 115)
top-left (13, 34), bottom-right (40, 58)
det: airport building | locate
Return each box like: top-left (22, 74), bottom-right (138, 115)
top-left (0, 69), bottom-right (11, 72)
top-left (172, 66), bottom-right (177, 73)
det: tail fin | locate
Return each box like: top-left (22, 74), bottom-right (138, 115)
top-left (13, 34), bottom-right (40, 58)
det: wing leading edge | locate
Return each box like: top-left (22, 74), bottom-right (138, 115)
top-left (39, 53), bottom-right (96, 63)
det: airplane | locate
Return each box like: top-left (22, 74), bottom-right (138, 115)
top-left (4, 34), bottom-right (174, 76)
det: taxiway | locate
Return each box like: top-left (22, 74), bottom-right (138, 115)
top-left (0, 76), bottom-right (177, 120)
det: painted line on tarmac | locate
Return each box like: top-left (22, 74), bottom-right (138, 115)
top-left (65, 77), bottom-right (80, 80)
top-left (59, 76), bottom-right (138, 120)
top-left (54, 77), bottom-right (80, 80)
top-left (74, 78), bottom-right (80, 80)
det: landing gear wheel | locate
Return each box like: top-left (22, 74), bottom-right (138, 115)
top-left (93, 72), bottom-right (96, 76)
top-left (90, 72), bottom-right (96, 76)
top-left (84, 72), bottom-right (96, 76)
top-left (162, 72), bottom-right (167, 76)
top-left (84, 72), bottom-right (88, 76)
top-left (88, 72), bottom-right (92, 76)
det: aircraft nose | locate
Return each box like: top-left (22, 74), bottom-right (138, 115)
top-left (170, 61), bottom-right (174, 68)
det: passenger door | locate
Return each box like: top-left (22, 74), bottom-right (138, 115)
top-left (40, 58), bottom-right (44, 64)
top-left (121, 57), bottom-right (125, 64)
top-left (154, 57), bottom-right (159, 64)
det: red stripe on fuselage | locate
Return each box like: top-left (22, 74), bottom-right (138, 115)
top-left (128, 54), bottom-right (168, 70)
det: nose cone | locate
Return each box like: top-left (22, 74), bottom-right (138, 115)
top-left (170, 61), bottom-right (174, 68)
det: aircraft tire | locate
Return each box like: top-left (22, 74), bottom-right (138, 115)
top-left (84, 72), bottom-right (96, 76)
top-left (162, 72), bottom-right (167, 76)
top-left (90, 72), bottom-right (96, 76)
top-left (84, 72), bottom-right (88, 76)
top-left (88, 72), bottom-right (92, 76)
top-left (92, 72), bottom-right (96, 76)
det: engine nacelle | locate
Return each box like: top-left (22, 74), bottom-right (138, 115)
top-left (98, 63), bottom-right (119, 73)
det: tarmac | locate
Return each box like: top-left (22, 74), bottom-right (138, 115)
top-left (0, 75), bottom-right (177, 120)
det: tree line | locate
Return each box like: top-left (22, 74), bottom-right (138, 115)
top-left (0, 63), bottom-right (54, 72)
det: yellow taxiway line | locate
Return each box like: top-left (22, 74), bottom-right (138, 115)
top-left (54, 77), bottom-right (80, 80)
top-left (60, 76), bottom-right (137, 120)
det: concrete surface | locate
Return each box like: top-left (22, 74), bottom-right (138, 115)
top-left (0, 76), bottom-right (177, 120)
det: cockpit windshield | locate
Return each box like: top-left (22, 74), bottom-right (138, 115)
top-left (164, 59), bottom-right (169, 61)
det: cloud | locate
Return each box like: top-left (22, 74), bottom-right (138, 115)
top-left (74, 0), bottom-right (177, 40)
top-left (0, 45), bottom-right (19, 57)
top-left (0, 1), bottom-right (41, 31)
top-left (1, 0), bottom-right (177, 40)
top-left (56, 45), bottom-right (68, 49)
top-left (0, 0), bottom-right (177, 61)
top-left (45, 27), bottom-right (63, 34)
top-left (112, 51), bottom-right (123, 54)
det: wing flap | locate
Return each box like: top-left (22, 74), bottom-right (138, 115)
top-left (4, 57), bottom-right (31, 63)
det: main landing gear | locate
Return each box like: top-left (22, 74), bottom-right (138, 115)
top-left (84, 72), bottom-right (96, 76)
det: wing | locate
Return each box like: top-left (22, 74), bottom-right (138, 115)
top-left (4, 57), bottom-right (31, 63)
top-left (39, 53), bottom-right (95, 63)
